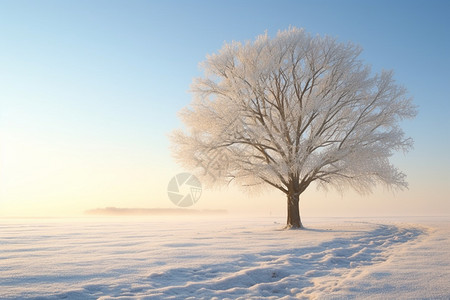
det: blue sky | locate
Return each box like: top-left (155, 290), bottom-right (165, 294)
top-left (0, 0), bottom-right (449, 217)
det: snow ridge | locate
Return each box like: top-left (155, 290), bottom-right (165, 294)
top-left (138, 224), bottom-right (424, 299)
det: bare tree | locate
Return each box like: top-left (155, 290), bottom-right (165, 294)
top-left (171, 28), bottom-right (416, 228)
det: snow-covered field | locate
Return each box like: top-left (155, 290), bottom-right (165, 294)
top-left (1, 216), bottom-right (449, 299)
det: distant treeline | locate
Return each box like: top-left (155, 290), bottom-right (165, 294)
top-left (85, 207), bottom-right (227, 216)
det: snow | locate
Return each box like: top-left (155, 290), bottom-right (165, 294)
top-left (1, 216), bottom-right (449, 299)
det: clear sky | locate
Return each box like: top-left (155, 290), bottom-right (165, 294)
top-left (1, 0), bottom-right (449, 218)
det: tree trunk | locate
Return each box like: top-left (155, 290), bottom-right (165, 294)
top-left (286, 191), bottom-right (302, 229)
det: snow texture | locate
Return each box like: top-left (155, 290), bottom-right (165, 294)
top-left (1, 217), bottom-right (449, 299)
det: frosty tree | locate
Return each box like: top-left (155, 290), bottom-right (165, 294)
top-left (171, 28), bottom-right (416, 228)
